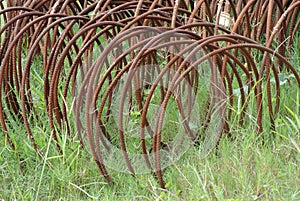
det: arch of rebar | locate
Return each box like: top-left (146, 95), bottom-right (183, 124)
top-left (75, 26), bottom-right (300, 187)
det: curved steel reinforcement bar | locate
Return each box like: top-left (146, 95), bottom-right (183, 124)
top-left (0, 0), bottom-right (299, 188)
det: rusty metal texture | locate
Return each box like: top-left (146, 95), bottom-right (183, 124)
top-left (0, 0), bottom-right (300, 188)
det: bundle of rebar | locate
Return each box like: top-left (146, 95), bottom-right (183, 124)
top-left (0, 0), bottom-right (299, 188)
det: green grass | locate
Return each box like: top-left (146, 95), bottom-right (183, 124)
top-left (0, 114), bottom-right (299, 200)
top-left (0, 65), bottom-right (299, 200)
top-left (0, 79), bottom-right (300, 200)
top-left (1, 57), bottom-right (300, 200)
